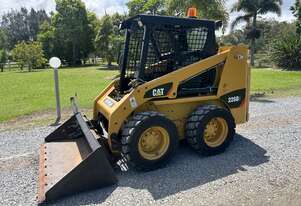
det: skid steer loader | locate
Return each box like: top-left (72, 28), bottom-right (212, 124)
top-left (38, 9), bottom-right (250, 204)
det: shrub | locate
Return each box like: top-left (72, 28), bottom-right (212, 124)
top-left (270, 33), bottom-right (301, 70)
top-left (11, 41), bottom-right (47, 71)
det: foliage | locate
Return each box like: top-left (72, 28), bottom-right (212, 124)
top-left (110, 13), bottom-right (127, 29)
top-left (166, 0), bottom-right (229, 29)
top-left (95, 15), bottom-right (113, 65)
top-left (270, 33), bottom-right (301, 70)
top-left (127, 0), bottom-right (166, 16)
top-left (0, 28), bottom-right (8, 50)
top-left (127, 0), bottom-right (229, 29)
top-left (231, 0), bottom-right (282, 29)
top-left (11, 41), bottom-right (47, 71)
top-left (0, 8), bottom-right (50, 49)
top-left (255, 19), bottom-right (296, 49)
top-left (231, 0), bottom-right (282, 66)
top-left (258, 20), bottom-right (298, 69)
top-left (37, 21), bottom-right (56, 59)
top-left (224, 19), bottom-right (296, 68)
top-left (255, 20), bottom-right (296, 68)
top-left (86, 11), bottom-right (101, 57)
top-left (291, 0), bottom-right (301, 34)
top-left (0, 29), bottom-right (8, 72)
top-left (51, 0), bottom-right (95, 65)
top-left (0, 49), bottom-right (7, 72)
top-left (220, 29), bottom-right (248, 46)
top-left (95, 14), bottom-right (125, 66)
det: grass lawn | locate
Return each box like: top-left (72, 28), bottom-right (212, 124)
top-left (251, 69), bottom-right (301, 96)
top-left (0, 67), bottom-right (300, 122)
top-left (0, 66), bottom-right (118, 122)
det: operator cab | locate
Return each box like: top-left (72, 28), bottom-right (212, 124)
top-left (118, 14), bottom-right (222, 93)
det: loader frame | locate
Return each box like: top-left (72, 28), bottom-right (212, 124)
top-left (94, 45), bottom-right (250, 152)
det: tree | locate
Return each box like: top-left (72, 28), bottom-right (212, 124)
top-left (0, 28), bottom-right (8, 50)
top-left (37, 21), bottom-right (56, 59)
top-left (223, 18), bottom-right (296, 67)
top-left (291, 0), bottom-right (301, 34)
top-left (95, 15), bottom-right (114, 66)
top-left (1, 8), bottom-right (50, 49)
top-left (0, 49), bottom-right (7, 72)
top-left (166, 0), bottom-right (229, 29)
top-left (220, 29), bottom-right (248, 46)
top-left (95, 14), bottom-right (125, 67)
top-left (84, 11), bottom-right (100, 63)
top-left (230, 0), bottom-right (282, 66)
top-left (270, 33), bottom-right (301, 70)
top-left (127, 0), bottom-right (166, 16)
top-left (255, 19), bottom-right (295, 52)
top-left (110, 13), bottom-right (127, 29)
top-left (52, 0), bottom-right (94, 65)
top-left (0, 28), bottom-right (9, 72)
top-left (269, 0), bottom-right (301, 70)
top-left (11, 41), bottom-right (47, 71)
top-left (27, 8), bottom-right (50, 41)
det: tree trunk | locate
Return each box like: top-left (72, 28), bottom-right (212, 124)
top-left (28, 62), bottom-right (32, 72)
top-left (1, 65), bottom-right (3, 72)
top-left (250, 14), bottom-right (257, 67)
top-left (107, 60), bottom-right (112, 67)
top-left (72, 40), bottom-right (76, 66)
top-left (250, 38), bottom-right (256, 66)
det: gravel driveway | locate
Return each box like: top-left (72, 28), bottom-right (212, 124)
top-left (1, 97), bottom-right (301, 206)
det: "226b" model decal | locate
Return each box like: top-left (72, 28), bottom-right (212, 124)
top-left (228, 96), bottom-right (241, 103)
top-left (221, 89), bottom-right (246, 108)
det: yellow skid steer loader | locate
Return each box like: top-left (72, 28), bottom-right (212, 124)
top-left (37, 10), bottom-right (250, 204)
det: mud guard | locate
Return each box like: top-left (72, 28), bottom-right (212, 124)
top-left (37, 109), bottom-right (118, 204)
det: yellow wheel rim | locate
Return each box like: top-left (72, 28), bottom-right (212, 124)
top-left (138, 126), bottom-right (170, 160)
top-left (204, 117), bottom-right (228, 148)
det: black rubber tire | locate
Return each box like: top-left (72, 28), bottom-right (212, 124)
top-left (121, 111), bottom-right (179, 171)
top-left (185, 105), bottom-right (236, 156)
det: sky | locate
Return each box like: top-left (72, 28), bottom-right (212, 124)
top-left (0, 0), bottom-right (296, 30)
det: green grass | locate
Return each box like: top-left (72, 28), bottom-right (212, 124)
top-left (0, 66), bottom-right (118, 122)
top-left (0, 67), bottom-right (301, 122)
top-left (251, 68), bottom-right (301, 96)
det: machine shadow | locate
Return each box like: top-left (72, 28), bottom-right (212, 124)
top-left (54, 134), bottom-right (269, 205)
top-left (250, 96), bottom-right (275, 103)
top-left (119, 134), bottom-right (269, 199)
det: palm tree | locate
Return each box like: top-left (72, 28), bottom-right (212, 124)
top-left (231, 0), bottom-right (282, 66)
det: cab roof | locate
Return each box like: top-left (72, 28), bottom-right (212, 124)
top-left (120, 14), bottom-right (222, 30)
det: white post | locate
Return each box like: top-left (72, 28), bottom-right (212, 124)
top-left (49, 57), bottom-right (62, 126)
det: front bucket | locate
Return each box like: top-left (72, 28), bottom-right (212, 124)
top-left (37, 113), bottom-right (117, 204)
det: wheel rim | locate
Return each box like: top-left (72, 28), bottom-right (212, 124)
top-left (138, 126), bottom-right (170, 160)
top-left (203, 117), bottom-right (228, 148)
